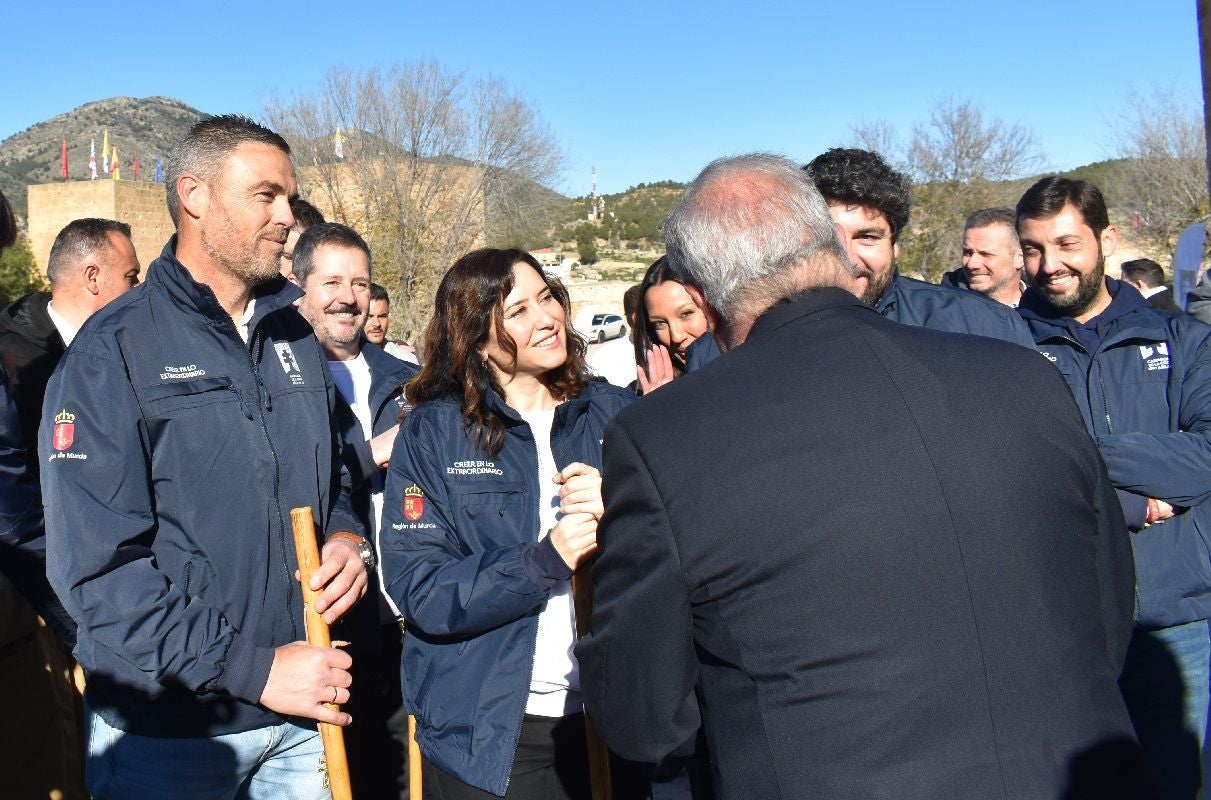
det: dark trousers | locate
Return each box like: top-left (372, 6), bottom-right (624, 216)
top-left (427, 713), bottom-right (649, 800)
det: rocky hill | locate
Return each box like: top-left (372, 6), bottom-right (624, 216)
top-left (0, 96), bottom-right (207, 219)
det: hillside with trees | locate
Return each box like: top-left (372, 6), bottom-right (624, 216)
top-left (0, 96), bottom-right (205, 219)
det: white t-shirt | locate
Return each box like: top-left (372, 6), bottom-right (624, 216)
top-left (518, 407), bottom-right (580, 717)
top-left (329, 354), bottom-right (401, 617)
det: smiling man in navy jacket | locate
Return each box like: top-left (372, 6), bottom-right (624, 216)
top-left (41, 116), bottom-right (370, 799)
top-left (1016, 176), bottom-right (1211, 799)
top-left (578, 154), bottom-right (1144, 799)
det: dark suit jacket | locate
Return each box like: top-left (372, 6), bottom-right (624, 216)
top-left (1145, 286), bottom-right (1184, 314)
top-left (578, 288), bottom-right (1143, 800)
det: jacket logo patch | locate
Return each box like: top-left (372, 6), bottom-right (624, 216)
top-left (403, 484), bottom-right (425, 521)
top-left (1140, 343), bottom-right (1170, 372)
top-left (274, 343), bottom-right (305, 386)
top-left (160, 364), bottom-right (206, 380)
top-left (52, 409), bottom-right (75, 451)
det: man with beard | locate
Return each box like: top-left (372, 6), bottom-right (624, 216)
top-left (41, 116), bottom-right (369, 798)
top-left (1016, 175), bottom-right (1211, 799)
top-left (806, 148), bottom-right (1034, 345)
top-left (291, 223), bottom-right (417, 797)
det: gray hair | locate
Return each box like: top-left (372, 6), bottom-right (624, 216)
top-left (165, 115), bottom-right (291, 227)
top-left (662, 153), bottom-right (850, 318)
top-left (46, 218), bottom-right (132, 286)
top-left (964, 207), bottom-right (1019, 249)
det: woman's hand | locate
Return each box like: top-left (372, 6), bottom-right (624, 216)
top-left (555, 462), bottom-right (603, 520)
top-left (637, 344), bottom-right (676, 393)
top-left (549, 463), bottom-right (604, 569)
top-left (548, 512), bottom-right (597, 570)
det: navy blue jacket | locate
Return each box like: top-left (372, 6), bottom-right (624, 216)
top-left (1018, 279), bottom-right (1211, 628)
top-left (41, 240), bottom-right (364, 737)
top-left (875, 270), bottom-right (1035, 346)
top-left (381, 379), bottom-right (633, 796)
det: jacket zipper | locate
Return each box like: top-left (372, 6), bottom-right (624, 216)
top-left (232, 323), bottom-right (297, 640)
top-left (505, 418), bottom-right (546, 791)
top-left (1094, 354), bottom-right (1113, 435)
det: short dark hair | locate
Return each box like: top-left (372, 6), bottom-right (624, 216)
top-left (46, 218), bottom-right (132, 286)
top-left (369, 283), bottom-right (390, 303)
top-left (0, 190), bottom-right (16, 253)
top-left (291, 197), bottom-right (326, 230)
top-left (805, 148), bottom-right (911, 242)
top-left (1015, 176), bottom-right (1110, 237)
top-left (291, 223), bottom-right (372, 286)
top-left (1120, 258), bottom-right (1167, 289)
top-left (165, 115), bottom-right (291, 227)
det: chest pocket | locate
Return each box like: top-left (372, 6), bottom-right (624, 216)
top-left (141, 375), bottom-right (239, 417)
top-left (451, 482), bottom-right (529, 549)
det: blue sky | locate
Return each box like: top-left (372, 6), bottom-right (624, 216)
top-left (1, 1), bottom-right (1200, 196)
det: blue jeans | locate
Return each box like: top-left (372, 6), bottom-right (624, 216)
top-left (86, 705), bottom-right (330, 800)
top-left (1119, 619), bottom-right (1210, 799)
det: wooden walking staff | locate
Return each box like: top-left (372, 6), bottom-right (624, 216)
top-left (290, 506), bottom-right (354, 800)
top-left (572, 567), bottom-right (613, 800)
top-left (408, 713), bottom-right (423, 800)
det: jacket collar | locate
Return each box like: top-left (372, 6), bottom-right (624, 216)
top-left (0, 291), bottom-right (60, 349)
top-left (746, 287), bottom-right (871, 344)
top-left (1017, 277), bottom-right (1166, 346)
top-left (149, 237), bottom-right (304, 335)
top-left (873, 268), bottom-right (903, 314)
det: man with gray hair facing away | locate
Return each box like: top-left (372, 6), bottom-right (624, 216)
top-left (577, 153), bottom-right (1144, 799)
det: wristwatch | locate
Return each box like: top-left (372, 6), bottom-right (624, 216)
top-left (328, 531), bottom-right (377, 571)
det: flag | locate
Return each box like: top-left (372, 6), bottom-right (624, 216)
top-left (61, 138), bottom-right (68, 179)
top-left (89, 138), bottom-right (98, 180)
top-left (334, 127), bottom-right (344, 160)
top-left (132, 151), bottom-right (141, 182)
top-left (112, 146), bottom-right (120, 180)
top-left (102, 130), bottom-right (110, 174)
top-left (155, 154), bottom-right (164, 184)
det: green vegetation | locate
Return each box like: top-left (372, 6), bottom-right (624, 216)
top-left (561, 182), bottom-right (684, 248)
top-left (0, 238), bottom-right (46, 307)
top-left (575, 222), bottom-right (598, 264)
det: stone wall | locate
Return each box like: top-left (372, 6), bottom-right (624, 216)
top-left (27, 181), bottom-right (174, 276)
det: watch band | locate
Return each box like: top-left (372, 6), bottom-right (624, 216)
top-left (328, 531), bottom-right (376, 571)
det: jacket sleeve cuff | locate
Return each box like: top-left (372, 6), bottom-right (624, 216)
top-left (212, 633), bottom-right (276, 705)
top-left (1117, 489), bottom-right (1149, 532)
top-left (523, 536), bottom-right (574, 590)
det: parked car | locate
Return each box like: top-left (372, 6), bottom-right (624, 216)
top-left (582, 313), bottom-right (626, 343)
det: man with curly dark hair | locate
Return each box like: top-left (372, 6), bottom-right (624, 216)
top-left (805, 148), bottom-right (1033, 345)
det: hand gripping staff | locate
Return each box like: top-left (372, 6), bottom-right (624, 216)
top-left (290, 506), bottom-right (354, 800)
top-left (572, 567), bottom-right (613, 800)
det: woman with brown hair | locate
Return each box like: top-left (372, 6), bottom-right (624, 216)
top-left (380, 248), bottom-right (635, 799)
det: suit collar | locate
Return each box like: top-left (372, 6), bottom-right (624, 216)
top-left (746, 287), bottom-right (870, 344)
